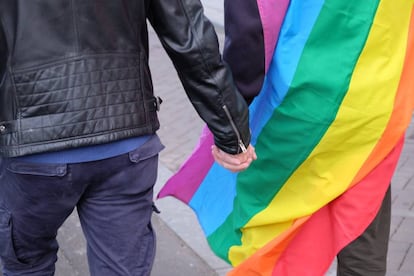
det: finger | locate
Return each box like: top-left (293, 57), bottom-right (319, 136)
top-left (211, 146), bottom-right (254, 172)
top-left (248, 145), bottom-right (257, 160)
top-left (219, 160), bottom-right (251, 173)
top-left (214, 155), bottom-right (253, 172)
top-left (212, 146), bottom-right (243, 165)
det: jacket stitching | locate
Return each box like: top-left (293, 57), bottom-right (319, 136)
top-left (14, 111), bottom-right (149, 132)
top-left (14, 64), bottom-right (140, 85)
top-left (18, 88), bottom-right (140, 110)
top-left (12, 53), bottom-right (141, 73)
top-left (70, 0), bottom-right (80, 53)
top-left (15, 75), bottom-right (140, 96)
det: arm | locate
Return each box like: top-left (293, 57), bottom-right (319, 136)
top-left (148, 0), bottom-right (250, 155)
top-left (224, 0), bottom-right (265, 104)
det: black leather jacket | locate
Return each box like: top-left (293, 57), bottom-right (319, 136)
top-left (0, 0), bottom-right (250, 157)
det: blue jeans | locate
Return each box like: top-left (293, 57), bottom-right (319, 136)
top-left (0, 135), bottom-right (164, 276)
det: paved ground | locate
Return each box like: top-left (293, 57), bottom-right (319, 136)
top-left (2, 2), bottom-right (414, 275)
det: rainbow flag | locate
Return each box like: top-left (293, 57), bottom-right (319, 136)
top-left (158, 0), bottom-right (414, 274)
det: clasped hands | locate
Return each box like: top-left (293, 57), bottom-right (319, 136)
top-left (211, 144), bottom-right (257, 172)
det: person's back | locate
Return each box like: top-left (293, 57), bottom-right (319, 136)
top-left (0, 0), bottom-right (253, 157)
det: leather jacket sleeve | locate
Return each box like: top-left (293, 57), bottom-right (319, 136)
top-left (148, 0), bottom-right (250, 154)
top-left (0, 23), bottom-right (6, 83)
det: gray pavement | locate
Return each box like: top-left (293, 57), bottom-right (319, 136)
top-left (2, 2), bottom-right (414, 275)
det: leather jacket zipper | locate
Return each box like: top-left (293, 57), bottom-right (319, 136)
top-left (222, 105), bottom-right (247, 153)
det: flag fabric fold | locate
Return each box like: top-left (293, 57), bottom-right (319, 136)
top-left (158, 0), bottom-right (414, 274)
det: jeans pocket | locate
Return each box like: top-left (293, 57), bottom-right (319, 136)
top-left (7, 162), bottom-right (67, 177)
top-left (0, 208), bottom-right (23, 265)
top-left (4, 161), bottom-right (71, 200)
top-left (136, 221), bottom-right (156, 275)
top-left (128, 135), bottom-right (164, 163)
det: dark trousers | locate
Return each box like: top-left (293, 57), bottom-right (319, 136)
top-left (337, 186), bottom-right (391, 276)
top-left (0, 136), bottom-right (164, 276)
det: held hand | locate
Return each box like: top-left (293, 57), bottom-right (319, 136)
top-left (211, 144), bottom-right (257, 173)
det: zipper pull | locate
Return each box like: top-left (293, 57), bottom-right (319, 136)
top-left (222, 104), bottom-right (248, 154)
top-left (239, 140), bottom-right (247, 153)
